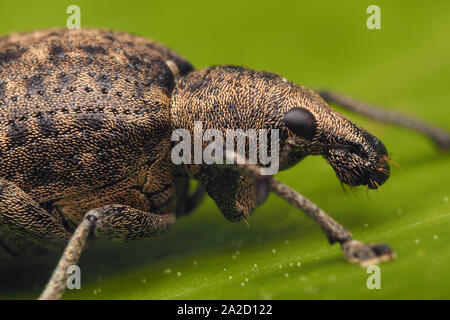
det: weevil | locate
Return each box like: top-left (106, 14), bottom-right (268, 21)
top-left (0, 28), bottom-right (448, 300)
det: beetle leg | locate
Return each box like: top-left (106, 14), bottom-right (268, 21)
top-left (0, 178), bottom-right (71, 250)
top-left (269, 177), bottom-right (396, 267)
top-left (185, 183), bottom-right (205, 214)
top-left (224, 149), bottom-right (396, 267)
top-left (39, 205), bottom-right (175, 300)
top-left (85, 205), bottom-right (175, 242)
top-left (174, 176), bottom-right (205, 216)
top-left (39, 218), bottom-right (91, 300)
top-left (188, 164), bottom-right (257, 222)
top-left (318, 90), bottom-right (450, 151)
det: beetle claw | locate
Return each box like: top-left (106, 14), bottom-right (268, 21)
top-left (341, 240), bottom-right (396, 267)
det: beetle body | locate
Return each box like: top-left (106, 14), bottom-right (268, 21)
top-left (0, 28), bottom-right (392, 262)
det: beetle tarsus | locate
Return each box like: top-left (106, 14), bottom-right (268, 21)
top-left (341, 240), bottom-right (397, 268)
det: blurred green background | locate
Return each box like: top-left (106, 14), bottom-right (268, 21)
top-left (0, 0), bottom-right (449, 299)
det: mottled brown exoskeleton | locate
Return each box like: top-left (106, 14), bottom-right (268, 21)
top-left (0, 28), bottom-right (448, 299)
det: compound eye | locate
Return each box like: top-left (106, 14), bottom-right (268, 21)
top-left (283, 108), bottom-right (317, 140)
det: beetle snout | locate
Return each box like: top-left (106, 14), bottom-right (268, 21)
top-left (324, 128), bottom-right (390, 189)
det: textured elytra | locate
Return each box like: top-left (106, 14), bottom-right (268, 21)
top-left (0, 28), bottom-right (193, 257)
top-left (0, 28), bottom-right (191, 199)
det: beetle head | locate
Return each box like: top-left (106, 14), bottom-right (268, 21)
top-left (171, 66), bottom-right (390, 189)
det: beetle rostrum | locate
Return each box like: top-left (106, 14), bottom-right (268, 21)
top-left (283, 104), bottom-right (390, 189)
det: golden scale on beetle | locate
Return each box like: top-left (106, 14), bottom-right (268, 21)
top-left (0, 28), bottom-right (448, 300)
